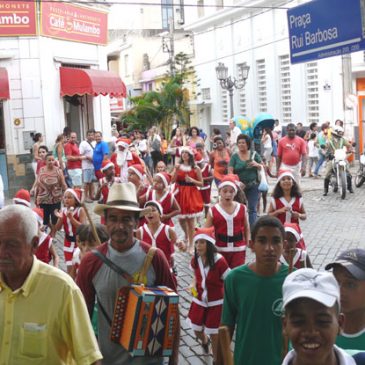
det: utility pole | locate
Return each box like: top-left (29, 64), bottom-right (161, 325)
top-left (168, 17), bottom-right (175, 76)
top-left (342, 54), bottom-right (354, 140)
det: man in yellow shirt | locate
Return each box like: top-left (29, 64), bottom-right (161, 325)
top-left (0, 205), bottom-right (102, 365)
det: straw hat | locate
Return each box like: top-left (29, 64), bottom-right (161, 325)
top-left (94, 182), bottom-right (149, 216)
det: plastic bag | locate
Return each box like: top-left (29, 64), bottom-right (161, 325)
top-left (258, 167), bottom-right (269, 192)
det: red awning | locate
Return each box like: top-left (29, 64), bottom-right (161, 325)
top-left (60, 67), bottom-right (127, 98)
top-left (0, 68), bottom-right (10, 100)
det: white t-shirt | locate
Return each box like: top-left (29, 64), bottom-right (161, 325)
top-left (230, 126), bottom-right (241, 147)
top-left (308, 140), bottom-right (319, 158)
top-left (263, 134), bottom-right (272, 149)
top-left (79, 140), bottom-right (95, 169)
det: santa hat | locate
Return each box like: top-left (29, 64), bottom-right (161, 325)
top-left (13, 189), bottom-right (31, 207)
top-left (284, 222), bottom-right (301, 243)
top-left (156, 172), bottom-right (171, 188)
top-left (180, 146), bottom-right (194, 156)
top-left (144, 200), bottom-right (163, 215)
top-left (277, 170), bottom-right (295, 183)
top-left (116, 138), bottom-right (130, 149)
top-left (128, 164), bottom-right (144, 180)
top-left (219, 174), bottom-right (240, 194)
top-left (65, 188), bottom-right (83, 203)
top-left (32, 207), bottom-right (44, 225)
top-left (193, 226), bottom-right (216, 246)
top-left (101, 159), bottom-right (115, 172)
top-left (194, 151), bottom-right (204, 164)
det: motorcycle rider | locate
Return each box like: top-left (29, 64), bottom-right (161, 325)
top-left (323, 125), bottom-right (354, 196)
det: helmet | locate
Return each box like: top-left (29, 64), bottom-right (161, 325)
top-left (333, 126), bottom-right (344, 136)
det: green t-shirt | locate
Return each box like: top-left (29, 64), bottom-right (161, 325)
top-left (222, 264), bottom-right (289, 365)
top-left (229, 151), bottom-right (262, 185)
top-left (336, 329), bottom-right (365, 351)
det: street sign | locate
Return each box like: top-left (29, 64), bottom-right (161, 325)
top-left (287, 0), bottom-right (365, 64)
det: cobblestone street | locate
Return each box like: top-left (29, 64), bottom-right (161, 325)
top-left (50, 170), bottom-right (365, 365)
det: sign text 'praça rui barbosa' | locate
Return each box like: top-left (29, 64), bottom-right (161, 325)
top-left (287, 0), bottom-right (365, 64)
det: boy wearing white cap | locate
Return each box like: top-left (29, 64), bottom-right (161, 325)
top-left (282, 268), bottom-right (365, 365)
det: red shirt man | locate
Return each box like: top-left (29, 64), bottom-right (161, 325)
top-left (277, 123), bottom-right (307, 181)
top-left (64, 132), bottom-right (84, 187)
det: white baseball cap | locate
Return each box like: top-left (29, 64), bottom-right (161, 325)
top-left (283, 268), bottom-right (340, 309)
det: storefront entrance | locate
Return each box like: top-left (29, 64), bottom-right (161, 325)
top-left (357, 79), bottom-right (365, 154)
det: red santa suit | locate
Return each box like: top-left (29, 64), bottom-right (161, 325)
top-left (35, 232), bottom-right (52, 264)
top-left (62, 207), bottom-right (81, 266)
top-left (210, 202), bottom-right (247, 268)
top-left (280, 249), bottom-right (308, 269)
top-left (188, 254), bottom-right (230, 334)
top-left (111, 151), bottom-right (142, 182)
top-left (270, 196), bottom-right (306, 249)
top-left (138, 223), bottom-right (174, 267)
top-left (199, 163), bottom-right (212, 207)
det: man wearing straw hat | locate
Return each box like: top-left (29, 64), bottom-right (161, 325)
top-left (77, 182), bottom-right (178, 365)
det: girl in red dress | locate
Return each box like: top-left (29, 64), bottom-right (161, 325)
top-left (135, 200), bottom-right (183, 272)
top-left (51, 188), bottom-right (86, 275)
top-left (171, 147), bottom-right (204, 253)
top-left (196, 152), bottom-right (213, 218)
top-left (205, 174), bottom-right (250, 268)
top-left (268, 170), bottom-right (307, 249)
top-left (280, 222), bottom-right (312, 269)
top-left (188, 227), bottom-right (230, 363)
top-left (140, 172), bottom-right (180, 226)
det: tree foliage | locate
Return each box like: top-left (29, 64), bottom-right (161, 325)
top-left (121, 52), bottom-right (197, 137)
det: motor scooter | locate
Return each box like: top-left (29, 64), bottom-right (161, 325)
top-left (329, 147), bottom-right (348, 199)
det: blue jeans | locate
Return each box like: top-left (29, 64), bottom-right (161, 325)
top-left (244, 184), bottom-right (260, 227)
top-left (314, 151), bottom-right (325, 176)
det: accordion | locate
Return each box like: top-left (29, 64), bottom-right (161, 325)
top-left (111, 285), bottom-right (179, 357)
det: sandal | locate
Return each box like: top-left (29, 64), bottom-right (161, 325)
top-left (201, 338), bottom-right (211, 354)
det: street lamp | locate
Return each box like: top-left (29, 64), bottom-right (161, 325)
top-left (216, 62), bottom-right (250, 118)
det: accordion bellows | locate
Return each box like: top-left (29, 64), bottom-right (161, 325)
top-left (111, 285), bottom-right (179, 357)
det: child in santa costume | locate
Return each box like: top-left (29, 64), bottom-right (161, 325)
top-left (140, 171), bottom-right (180, 226)
top-left (135, 200), bottom-right (182, 273)
top-left (111, 138), bottom-right (142, 182)
top-left (195, 151), bottom-right (213, 218)
top-left (205, 174), bottom-right (250, 268)
top-left (187, 227), bottom-right (230, 363)
top-left (172, 147), bottom-right (204, 254)
top-left (127, 164), bottom-right (150, 207)
top-left (33, 207), bottom-right (59, 267)
top-left (267, 170), bottom-right (307, 249)
top-left (51, 188), bottom-right (86, 275)
top-left (280, 222), bottom-right (312, 270)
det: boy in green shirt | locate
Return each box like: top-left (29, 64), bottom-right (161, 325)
top-left (221, 216), bottom-right (289, 365)
top-left (326, 249), bottom-right (365, 351)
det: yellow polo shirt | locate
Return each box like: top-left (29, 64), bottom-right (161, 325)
top-left (0, 257), bottom-right (102, 365)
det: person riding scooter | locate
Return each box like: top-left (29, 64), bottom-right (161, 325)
top-left (323, 125), bottom-right (354, 196)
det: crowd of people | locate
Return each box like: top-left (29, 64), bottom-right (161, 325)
top-left (0, 118), bottom-right (364, 365)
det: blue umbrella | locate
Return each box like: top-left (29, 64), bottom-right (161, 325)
top-left (252, 113), bottom-right (275, 143)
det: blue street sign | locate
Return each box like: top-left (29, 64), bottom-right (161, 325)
top-left (287, 0), bottom-right (365, 64)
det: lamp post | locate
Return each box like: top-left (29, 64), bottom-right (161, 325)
top-left (215, 62), bottom-right (250, 118)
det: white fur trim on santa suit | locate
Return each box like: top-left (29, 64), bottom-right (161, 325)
top-left (101, 162), bottom-right (114, 172)
top-left (144, 200), bottom-right (164, 215)
top-left (33, 212), bottom-right (43, 225)
top-left (13, 198), bottom-right (31, 207)
top-left (218, 181), bottom-right (238, 194)
top-left (116, 140), bottom-right (130, 148)
top-left (128, 165), bottom-right (143, 180)
top-left (277, 171), bottom-right (295, 183)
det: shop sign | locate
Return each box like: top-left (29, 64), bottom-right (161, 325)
top-left (0, 1), bottom-right (37, 36)
top-left (41, 2), bottom-right (108, 45)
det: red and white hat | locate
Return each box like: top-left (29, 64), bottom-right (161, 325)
top-left (116, 138), bottom-right (130, 149)
top-left (128, 164), bottom-right (145, 180)
top-left (65, 188), bottom-right (83, 203)
top-left (180, 146), bottom-right (194, 156)
top-left (218, 174), bottom-right (240, 194)
top-left (193, 226), bottom-right (216, 245)
top-left (155, 172), bottom-right (171, 188)
top-left (194, 151), bottom-right (204, 164)
top-left (13, 189), bottom-right (31, 207)
top-left (144, 200), bottom-right (163, 215)
top-left (277, 170), bottom-right (295, 183)
top-left (32, 207), bottom-right (44, 225)
top-left (284, 222), bottom-right (301, 243)
top-left (101, 159), bottom-right (115, 172)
